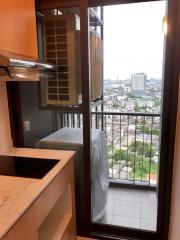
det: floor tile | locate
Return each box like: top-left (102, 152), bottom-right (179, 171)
top-left (114, 200), bottom-right (140, 218)
top-left (141, 191), bottom-right (157, 204)
top-left (141, 218), bottom-right (157, 231)
top-left (103, 187), bottom-right (157, 229)
top-left (112, 215), bottom-right (140, 229)
top-left (116, 188), bottom-right (142, 202)
top-left (140, 202), bottom-right (157, 220)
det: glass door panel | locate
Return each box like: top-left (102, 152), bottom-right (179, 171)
top-left (90, 1), bottom-right (166, 231)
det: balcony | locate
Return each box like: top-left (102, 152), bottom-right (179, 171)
top-left (57, 111), bottom-right (159, 229)
top-left (101, 187), bottom-right (157, 230)
top-left (58, 111), bottom-right (160, 188)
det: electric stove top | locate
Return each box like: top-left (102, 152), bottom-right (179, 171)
top-left (0, 155), bottom-right (59, 179)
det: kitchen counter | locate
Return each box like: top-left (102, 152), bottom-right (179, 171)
top-left (0, 147), bottom-right (75, 239)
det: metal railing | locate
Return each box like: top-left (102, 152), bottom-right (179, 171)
top-left (55, 111), bottom-right (160, 187)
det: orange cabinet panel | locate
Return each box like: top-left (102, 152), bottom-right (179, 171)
top-left (0, 0), bottom-right (38, 59)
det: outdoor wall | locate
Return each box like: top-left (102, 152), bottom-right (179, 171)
top-left (19, 82), bottom-right (55, 147)
top-left (169, 78), bottom-right (180, 240)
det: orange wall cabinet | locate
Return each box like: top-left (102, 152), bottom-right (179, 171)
top-left (0, 0), bottom-right (38, 59)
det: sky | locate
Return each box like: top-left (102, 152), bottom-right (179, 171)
top-left (103, 1), bottom-right (166, 80)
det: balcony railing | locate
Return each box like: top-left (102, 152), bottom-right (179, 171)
top-left (56, 111), bottom-right (160, 188)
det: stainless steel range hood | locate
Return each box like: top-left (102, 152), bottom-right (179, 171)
top-left (0, 53), bottom-right (55, 81)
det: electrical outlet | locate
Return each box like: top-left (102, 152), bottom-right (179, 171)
top-left (24, 120), bottom-right (31, 132)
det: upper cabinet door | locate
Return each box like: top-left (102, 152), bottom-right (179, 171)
top-left (0, 0), bottom-right (38, 59)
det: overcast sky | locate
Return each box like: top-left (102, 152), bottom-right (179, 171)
top-left (104, 1), bottom-right (166, 80)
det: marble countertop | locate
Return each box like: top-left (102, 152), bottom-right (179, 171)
top-left (0, 147), bottom-right (75, 239)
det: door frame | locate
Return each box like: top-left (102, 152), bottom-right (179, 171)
top-left (7, 0), bottom-right (178, 239)
top-left (77, 0), bottom-right (180, 239)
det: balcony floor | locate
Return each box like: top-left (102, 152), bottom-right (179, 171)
top-left (99, 187), bottom-right (157, 231)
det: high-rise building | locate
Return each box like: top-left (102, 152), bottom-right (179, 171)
top-left (131, 73), bottom-right (147, 97)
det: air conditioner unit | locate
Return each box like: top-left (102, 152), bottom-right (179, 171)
top-left (42, 13), bottom-right (103, 106)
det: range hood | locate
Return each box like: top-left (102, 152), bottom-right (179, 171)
top-left (0, 53), bottom-right (55, 81)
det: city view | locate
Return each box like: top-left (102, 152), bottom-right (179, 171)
top-left (99, 73), bottom-right (161, 185)
top-left (104, 73), bottom-right (161, 113)
top-left (97, 2), bottom-right (166, 186)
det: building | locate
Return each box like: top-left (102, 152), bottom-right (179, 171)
top-left (131, 72), bottom-right (147, 97)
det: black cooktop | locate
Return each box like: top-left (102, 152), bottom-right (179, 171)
top-left (0, 155), bottom-right (59, 179)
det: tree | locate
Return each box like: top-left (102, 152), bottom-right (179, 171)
top-left (140, 126), bottom-right (160, 136)
top-left (128, 141), bottom-right (155, 158)
top-left (134, 103), bottom-right (141, 112)
top-left (110, 141), bottom-right (158, 180)
top-left (114, 149), bottom-right (127, 161)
